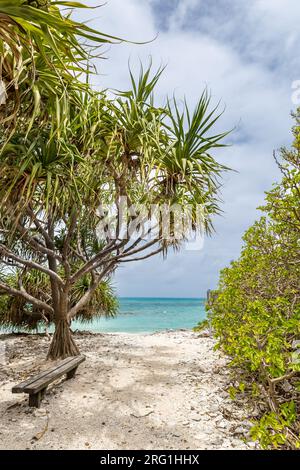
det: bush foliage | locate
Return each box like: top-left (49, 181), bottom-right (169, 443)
top-left (209, 111), bottom-right (300, 449)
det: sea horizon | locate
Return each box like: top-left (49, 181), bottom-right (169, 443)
top-left (118, 296), bottom-right (206, 299)
top-left (76, 297), bottom-right (207, 334)
top-left (0, 297), bottom-right (207, 335)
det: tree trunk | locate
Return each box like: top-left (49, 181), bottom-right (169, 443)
top-left (47, 285), bottom-right (80, 360)
top-left (47, 318), bottom-right (80, 360)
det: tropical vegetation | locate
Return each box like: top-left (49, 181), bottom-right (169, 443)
top-left (0, 1), bottom-right (229, 358)
top-left (207, 112), bottom-right (300, 449)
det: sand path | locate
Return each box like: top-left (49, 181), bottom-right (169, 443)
top-left (0, 331), bottom-right (255, 450)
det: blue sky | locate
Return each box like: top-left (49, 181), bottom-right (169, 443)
top-left (76, 0), bottom-right (300, 297)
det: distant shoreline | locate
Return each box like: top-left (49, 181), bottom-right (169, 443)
top-left (0, 328), bottom-right (193, 338)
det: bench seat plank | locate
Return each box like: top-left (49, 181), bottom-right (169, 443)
top-left (12, 356), bottom-right (85, 394)
top-left (24, 356), bottom-right (85, 394)
top-left (12, 357), bottom-right (76, 393)
top-left (23, 356), bottom-right (85, 394)
top-left (12, 355), bottom-right (85, 408)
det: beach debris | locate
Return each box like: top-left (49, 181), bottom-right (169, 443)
top-left (130, 410), bottom-right (154, 418)
top-left (5, 400), bottom-right (26, 412)
top-left (32, 411), bottom-right (49, 441)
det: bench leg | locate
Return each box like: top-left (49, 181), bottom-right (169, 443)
top-left (66, 367), bottom-right (78, 380)
top-left (29, 388), bottom-right (47, 408)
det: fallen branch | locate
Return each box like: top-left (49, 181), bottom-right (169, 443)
top-left (130, 410), bottom-right (154, 418)
top-left (5, 399), bottom-right (27, 411)
top-left (33, 412), bottom-right (49, 441)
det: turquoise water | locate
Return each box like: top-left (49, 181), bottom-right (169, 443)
top-left (72, 297), bottom-right (206, 333)
top-left (0, 298), bottom-right (206, 335)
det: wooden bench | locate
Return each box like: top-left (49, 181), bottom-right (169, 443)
top-left (12, 355), bottom-right (85, 408)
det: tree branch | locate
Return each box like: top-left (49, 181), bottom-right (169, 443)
top-left (26, 207), bottom-right (53, 246)
top-left (0, 281), bottom-right (53, 314)
top-left (0, 245), bottom-right (64, 287)
top-left (68, 262), bottom-right (115, 319)
top-left (69, 238), bottom-right (125, 283)
top-left (16, 221), bottom-right (62, 261)
top-left (119, 246), bottom-right (164, 263)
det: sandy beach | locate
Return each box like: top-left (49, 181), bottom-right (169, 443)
top-left (0, 330), bottom-right (256, 450)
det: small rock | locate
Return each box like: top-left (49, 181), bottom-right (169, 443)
top-left (233, 426), bottom-right (247, 435)
top-left (247, 441), bottom-right (257, 449)
top-left (250, 409), bottom-right (260, 418)
top-left (216, 419), bottom-right (230, 429)
top-left (197, 330), bottom-right (211, 338)
top-left (191, 416), bottom-right (202, 422)
top-left (213, 437), bottom-right (224, 446)
top-left (220, 439), bottom-right (232, 448)
top-left (207, 412), bottom-right (219, 418)
top-left (33, 408), bottom-right (47, 417)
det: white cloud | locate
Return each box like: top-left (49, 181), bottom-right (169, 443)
top-left (74, 0), bottom-right (299, 296)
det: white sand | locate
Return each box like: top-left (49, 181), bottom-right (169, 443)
top-left (0, 330), bottom-right (256, 450)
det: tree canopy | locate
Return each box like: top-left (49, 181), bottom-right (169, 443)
top-left (0, 0), bottom-right (123, 135)
top-left (0, 1), bottom-right (229, 359)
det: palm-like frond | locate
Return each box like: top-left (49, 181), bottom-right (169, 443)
top-left (105, 67), bottom-right (231, 236)
top-left (0, 1), bottom-right (124, 134)
top-left (1, 62), bottom-right (230, 249)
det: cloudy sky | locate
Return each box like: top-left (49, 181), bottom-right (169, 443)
top-left (76, 0), bottom-right (299, 297)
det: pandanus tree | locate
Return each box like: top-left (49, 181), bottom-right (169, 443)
top-left (0, 0), bottom-right (123, 356)
top-left (0, 2), bottom-right (230, 359)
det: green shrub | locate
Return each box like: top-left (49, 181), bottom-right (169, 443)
top-left (193, 318), bottom-right (210, 332)
top-left (209, 110), bottom-right (300, 449)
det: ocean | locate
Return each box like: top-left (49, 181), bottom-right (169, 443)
top-left (72, 297), bottom-right (206, 333)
